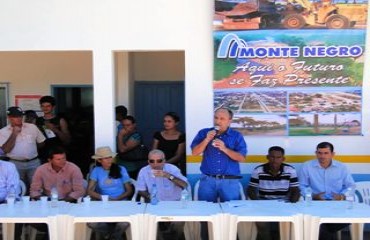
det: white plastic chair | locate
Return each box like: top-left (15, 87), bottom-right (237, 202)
top-left (354, 181), bottom-right (370, 204)
top-left (130, 178), bottom-right (145, 202)
top-left (18, 179), bottom-right (27, 197)
top-left (185, 181), bottom-right (192, 200)
top-left (336, 181), bottom-right (370, 240)
top-left (348, 181), bottom-right (370, 240)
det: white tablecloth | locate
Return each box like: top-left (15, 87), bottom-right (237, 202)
top-left (64, 201), bottom-right (146, 240)
top-left (221, 200), bottom-right (303, 240)
top-left (295, 201), bottom-right (370, 240)
top-left (1, 200), bottom-right (369, 240)
top-left (144, 201), bottom-right (223, 240)
top-left (0, 201), bottom-right (71, 240)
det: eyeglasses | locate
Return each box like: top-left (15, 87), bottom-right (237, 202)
top-left (149, 159), bottom-right (164, 164)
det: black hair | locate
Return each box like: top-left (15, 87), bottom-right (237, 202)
top-left (108, 163), bottom-right (122, 179)
top-left (24, 110), bottom-right (38, 119)
top-left (164, 111), bottom-right (180, 122)
top-left (115, 105), bottom-right (128, 116)
top-left (123, 115), bottom-right (136, 124)
top-left (317, 142), bottom-right (334, 152)
top-left (268, 146), bottom-right (285, 155)
top-left (39, 96), bottom-right (56, 106)
top-left (47, 146), bottom-right (66, 159)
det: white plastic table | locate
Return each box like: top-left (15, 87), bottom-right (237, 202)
top-left (64, 201), bottom-right (146, 240)
top-left (0, 201), bottom-right (71, 240)
top-left (220, 200), bottom-right (303, 240)
top-left (144, 201), bottom-right (223, 240)
top-left (296, 201), bottom-right (370, 240)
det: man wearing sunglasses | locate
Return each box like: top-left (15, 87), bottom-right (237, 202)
top-left (136, 149), bottom-right (188, 240)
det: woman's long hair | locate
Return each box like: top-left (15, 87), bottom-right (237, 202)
top-left (108, 163), bottom-right (122, 179)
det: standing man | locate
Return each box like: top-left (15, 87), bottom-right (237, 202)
top-left (136, 149), bottom-right (188, 240)
top-left (0, 106), bottom-right (45, 189)
top-left (115, 105), bottom-right (128, 133)
top-left (36, 95), bottom-right (71, 163)
top-left (191, 107), bottom-right (247, 202)
top-left (247, 146), bottom-right (300, 240)
top-left (29, 146), bottom-right (85, 239)
top-left (299, 142), bottom-right (355, 240)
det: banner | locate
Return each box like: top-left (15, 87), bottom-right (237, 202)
top-left (213, 0), bottom-right (368, 136)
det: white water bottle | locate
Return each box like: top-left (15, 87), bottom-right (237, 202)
top-left (150, 184), bottom-right (159, 205)
top-left (345, 187), bottom-right (355, 209)
top-left (180, 188), bottom-right (190, 208)
top-left (305, 187), bottom-right (312, 205)
top-left (50, 186), bottom-right (58, 208)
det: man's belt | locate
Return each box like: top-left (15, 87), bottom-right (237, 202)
top-left (205, 174), bottom-right (242, 179)
top-left (9, 156), bottom-right (38, 162)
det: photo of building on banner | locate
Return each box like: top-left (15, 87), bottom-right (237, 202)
top-left (213, 0), bottom-right (368, 30)
top-left (213, 29), bottom-right (366, 136)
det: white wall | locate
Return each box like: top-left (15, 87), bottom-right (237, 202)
top-left (0, 0), bottom-right (188, 149)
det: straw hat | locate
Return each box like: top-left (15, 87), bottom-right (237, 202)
top-left (91, 146), bottom-right (117, 159)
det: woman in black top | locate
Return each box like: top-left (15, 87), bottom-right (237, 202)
top-left (152, 112), bottom-right (186, 175)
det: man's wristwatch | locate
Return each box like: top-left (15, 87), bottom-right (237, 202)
top-left (169, 175), bottom-right (175, 181)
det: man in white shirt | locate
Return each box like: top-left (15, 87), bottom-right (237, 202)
top-left (0, 107), bottom-right (45, 189)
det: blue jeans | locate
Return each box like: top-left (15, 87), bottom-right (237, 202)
top-left (198, 174), bottom-right (241, 240)
top-left (198, 174), bottom-right (241, 202)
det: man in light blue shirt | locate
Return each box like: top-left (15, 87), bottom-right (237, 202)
top-left (137, 149), bottom-right (188, 201)
top-left (0, 160), bottom-right (20, 203)
top-left (137, 149), bottom-right (187, 240)
top-left (299, 141), bottom-right (355, 240)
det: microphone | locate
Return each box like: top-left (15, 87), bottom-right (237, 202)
top-left (214, 126), bottom-right (220, 139)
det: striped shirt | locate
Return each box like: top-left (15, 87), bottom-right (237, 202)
top-left (249, 163), bottom-right (299, 200)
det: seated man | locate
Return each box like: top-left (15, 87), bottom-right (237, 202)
top-left (30, 146), bottom-right (85, 202)
top-left (247, 146), bottom-right (300, 240)
top-left (0, 159), bottom-right (20, 204)
top-left (137, 149), bottom-right (188, 240)
top-left (299, 141), bottom-right (355, 240)
top-left (28, 146), bottom-right (85, 238)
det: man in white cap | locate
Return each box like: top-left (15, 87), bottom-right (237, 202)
top-left (0, 106), bottom-right (46, 189)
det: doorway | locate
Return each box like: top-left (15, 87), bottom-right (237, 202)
top-left (52, 85), bottom-right (94, 176)
top-left (134, 81), bottom-right (185, 147)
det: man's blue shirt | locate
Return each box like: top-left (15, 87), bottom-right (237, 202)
top-left (191, 127), bottom-right (247, 175)
top-left (299, 159), bottom-right (355, 197)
